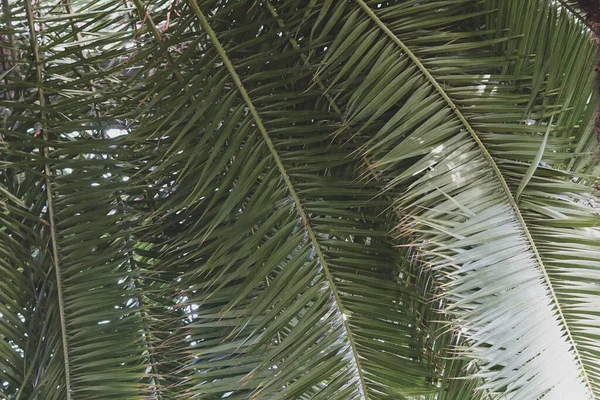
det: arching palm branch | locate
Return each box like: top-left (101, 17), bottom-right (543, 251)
top-left (0, 0), bottom-right (598, 399)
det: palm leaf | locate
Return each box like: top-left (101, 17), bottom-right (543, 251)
top-left (118, 3), bottom-right (441, 398)
top-left (1, 0), bottom-right (157, 398)
top-left (309, 0), bottom-right (599, 397)
top-left (0, 0), bottom-right (598, 399)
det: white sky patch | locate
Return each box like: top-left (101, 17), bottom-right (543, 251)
top-left (106, 128), bottom-right (128, 138)
top-left (476, 74), bottom-right (491, 94)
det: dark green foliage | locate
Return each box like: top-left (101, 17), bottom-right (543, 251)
top-left (0, 1), bottom-right (598, 399)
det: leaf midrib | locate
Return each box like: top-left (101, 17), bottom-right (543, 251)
top-left (186, 2), bottom-right (370, 399)
top-left (23, 0), bottom-right (72, 398)
top-left (555, 0), bottom-right (596, 32)
top-left (355, 0), bottom-right (593, 395)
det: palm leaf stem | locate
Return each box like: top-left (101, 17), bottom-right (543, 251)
top-left (121, 223), bottom-right (164, 399)
top-left (186, 2), bottom-right (370, 398)
top-left (23, 0), bottom-right (72, 397)
top-left (63, 0), bottom-right (84, 55)
top-left (114, 13), bottom-right (166, 392)
top-left (130, 0), bottom-right (184, 82)
top-left (72, 4), bottom-right (164, 387)
top-left (556, 0), bottom-right (596, 31)
top-left (356, 0), bottom-right (594, 394)
top-left (133, 283), bottom-right (164, 400)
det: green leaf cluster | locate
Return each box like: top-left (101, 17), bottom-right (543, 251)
top-left (0, 0), bottom-right (598, 399)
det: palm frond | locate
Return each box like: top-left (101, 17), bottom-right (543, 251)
top-left (113, 2), bottom-right (442, 397)
top-left (309, 0), bottom-right (599, 397)
top-left (1, 0), bottom-right (156, 397)
top-left (1, 0), bottom-right (599, 399)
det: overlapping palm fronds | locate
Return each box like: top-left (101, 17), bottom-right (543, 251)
top-left (0, 0), bottom-right (598, 399)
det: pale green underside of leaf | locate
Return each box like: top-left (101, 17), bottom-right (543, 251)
top-left (0, 0), bottom-right (598, 400)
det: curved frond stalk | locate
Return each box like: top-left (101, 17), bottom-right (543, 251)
top-left (355, 2), bottom-right (594, 396)
top-left (22, 0), bottom-right (72, 397)
top-left (1, 0), bottom-right (160, 397)
top-left (2, 0), bottom-right (599, 399)
top-left (305, 0), bottom-right (599, 397)
top-left (64, 5), bottom-right (165, 393)
top-left (556, 0), bottom-right (596, 31)
top-left (186, 3), bottom-right (369, 397)
top-left (113, 2), bottom-right (439, 398)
